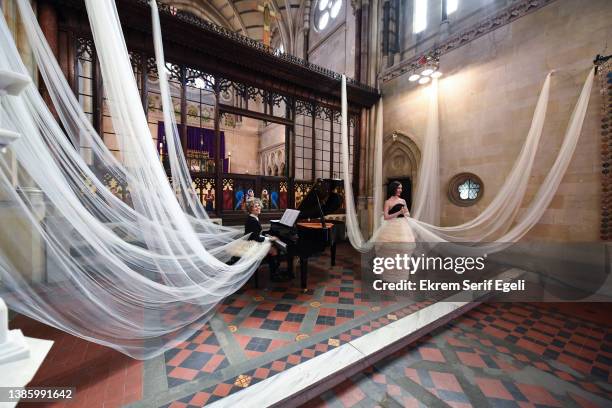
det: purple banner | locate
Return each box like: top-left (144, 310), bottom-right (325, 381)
top-left (157, 122), bottom-right (228, 172)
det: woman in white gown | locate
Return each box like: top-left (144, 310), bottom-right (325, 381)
top-left (376, 181), bottom-right (416, 282)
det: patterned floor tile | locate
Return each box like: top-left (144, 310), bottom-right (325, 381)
top-left (302, 302), bottom-right (612, 408)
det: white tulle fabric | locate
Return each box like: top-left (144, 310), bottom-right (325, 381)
top-left (0, 0), bottom-right (594, 360)
top-left (341, 67), bottom-right (594, 253)
top-left (0, 0), bottom-right (270, 359)
top-left (149, 0), bottom-right (217, 224)
top-left (411, 78), bottom-right (440, 226)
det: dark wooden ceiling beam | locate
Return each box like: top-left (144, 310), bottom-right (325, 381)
top-left (219, 104), bottom-right (294, 126)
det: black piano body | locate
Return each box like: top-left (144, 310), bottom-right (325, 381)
top-left (269, 178), bottom-right (345, 289)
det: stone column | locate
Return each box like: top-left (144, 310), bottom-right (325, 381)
top-left (0, 1), bottom-right (48, 284)
top-left (361, 0), bottom-right (383, 235)
top-left (2, 0), bottom-right (37, 80)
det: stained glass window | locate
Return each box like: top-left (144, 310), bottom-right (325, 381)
top-left (448, 173), bottom-right (483, 206)
top-left (458, 179), bottom-right (480, 200)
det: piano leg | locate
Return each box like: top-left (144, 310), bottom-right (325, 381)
top-left (300, 257), bottom-right (308, 289)
top-left (287, 253), bottom-right (295, 278)
top-left (331, 242), bottom-right (337, 267)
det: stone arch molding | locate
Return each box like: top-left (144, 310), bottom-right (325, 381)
top-left (260, 147), bottom-right (286, 176)
top-left (382, 130), bottom-right (421, 190)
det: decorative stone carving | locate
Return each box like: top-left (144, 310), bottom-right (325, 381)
top-left (596, 56), bottom-right (611, 240)
top-left (382, 131), bottom-right (421, 188)
top-left (260, 145), bottom-right (286, 176)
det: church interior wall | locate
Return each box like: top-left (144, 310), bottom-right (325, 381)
top-left (395, 0), bottom-right (512, 67)
top-left (257, 103), bottom-right (288, 176)
top-left (259, 124), bottom-right (286, 176)
top-left (295, 27), bottom-right (305, 58)
top-left (260, 123), bottom-right (285, 149)
top-left (381, 0), bottom-right (611, 241)
top-left (308, 0), bottom-right (356, 78)
top-left (309, 24), bottom-right (348, 74)
top-left (223, 117), bottom-right (261, 174)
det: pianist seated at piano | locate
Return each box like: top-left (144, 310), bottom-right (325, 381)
top-left (245, 199), bottom-right (292, 282)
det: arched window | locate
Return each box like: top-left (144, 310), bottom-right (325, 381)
top-left (383, 0), bottom-right (400, 55)
top-left (413, 0), bottom-right (427, 33)
top-left (314, 0), bottom-right (343, 32)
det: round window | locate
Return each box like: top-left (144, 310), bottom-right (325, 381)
top-left (448, 173), bottom-right (484, 206)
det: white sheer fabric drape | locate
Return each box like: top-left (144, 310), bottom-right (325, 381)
top-left (0, 0), bottom-right (595, 360)
top-left (341, 67), bottom-right (594, 252)
top-left (372, 101), bottom-right (384, 231)
top-left (149, 0), bottom-right (216, 223)
top-left (411, 78), bottom-right (440, 226)
top-left (0, 0), bottom-right (270, 359)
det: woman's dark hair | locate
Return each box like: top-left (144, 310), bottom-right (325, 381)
top-left (387, 181), bottom-right (402, 199)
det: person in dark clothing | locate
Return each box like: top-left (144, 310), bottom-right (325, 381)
top-left (245, 199), bottom-right (288, 282)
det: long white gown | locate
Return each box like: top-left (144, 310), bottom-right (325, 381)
top-left (375, 202), bottom-right (417, 282)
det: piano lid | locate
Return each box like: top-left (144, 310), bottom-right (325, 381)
top-left (297, 178), bottom-right (344, 219)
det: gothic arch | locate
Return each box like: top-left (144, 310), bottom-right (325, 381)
top-left (260, 146), bottom-right (286, 176)
top-left (382, 130), bottom-right (421, 192)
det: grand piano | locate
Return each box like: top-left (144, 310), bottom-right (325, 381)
top-left (269, 178), bottom-right (345, 289)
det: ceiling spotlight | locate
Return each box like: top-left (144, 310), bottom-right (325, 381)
top-left (418, 76), bottom-right (431, 85)
top-left (421, 68), bottom-right (434, 76)
top-left (430, 71), bottom-right (443, 79)
top-left (408, 74), bottom-right (420, 82)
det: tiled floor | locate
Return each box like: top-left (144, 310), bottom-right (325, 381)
top-left (301, 302), bottom-right (612, 408)
top-left (11, 243), bottom-right (432, 408)
top-left (151, 244), bottom-right (433, 408)
top-left (10, 243), bottom-right (612, 408)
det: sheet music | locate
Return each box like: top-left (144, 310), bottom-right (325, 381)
top-left (279, 209), bottom-right (300, 227)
